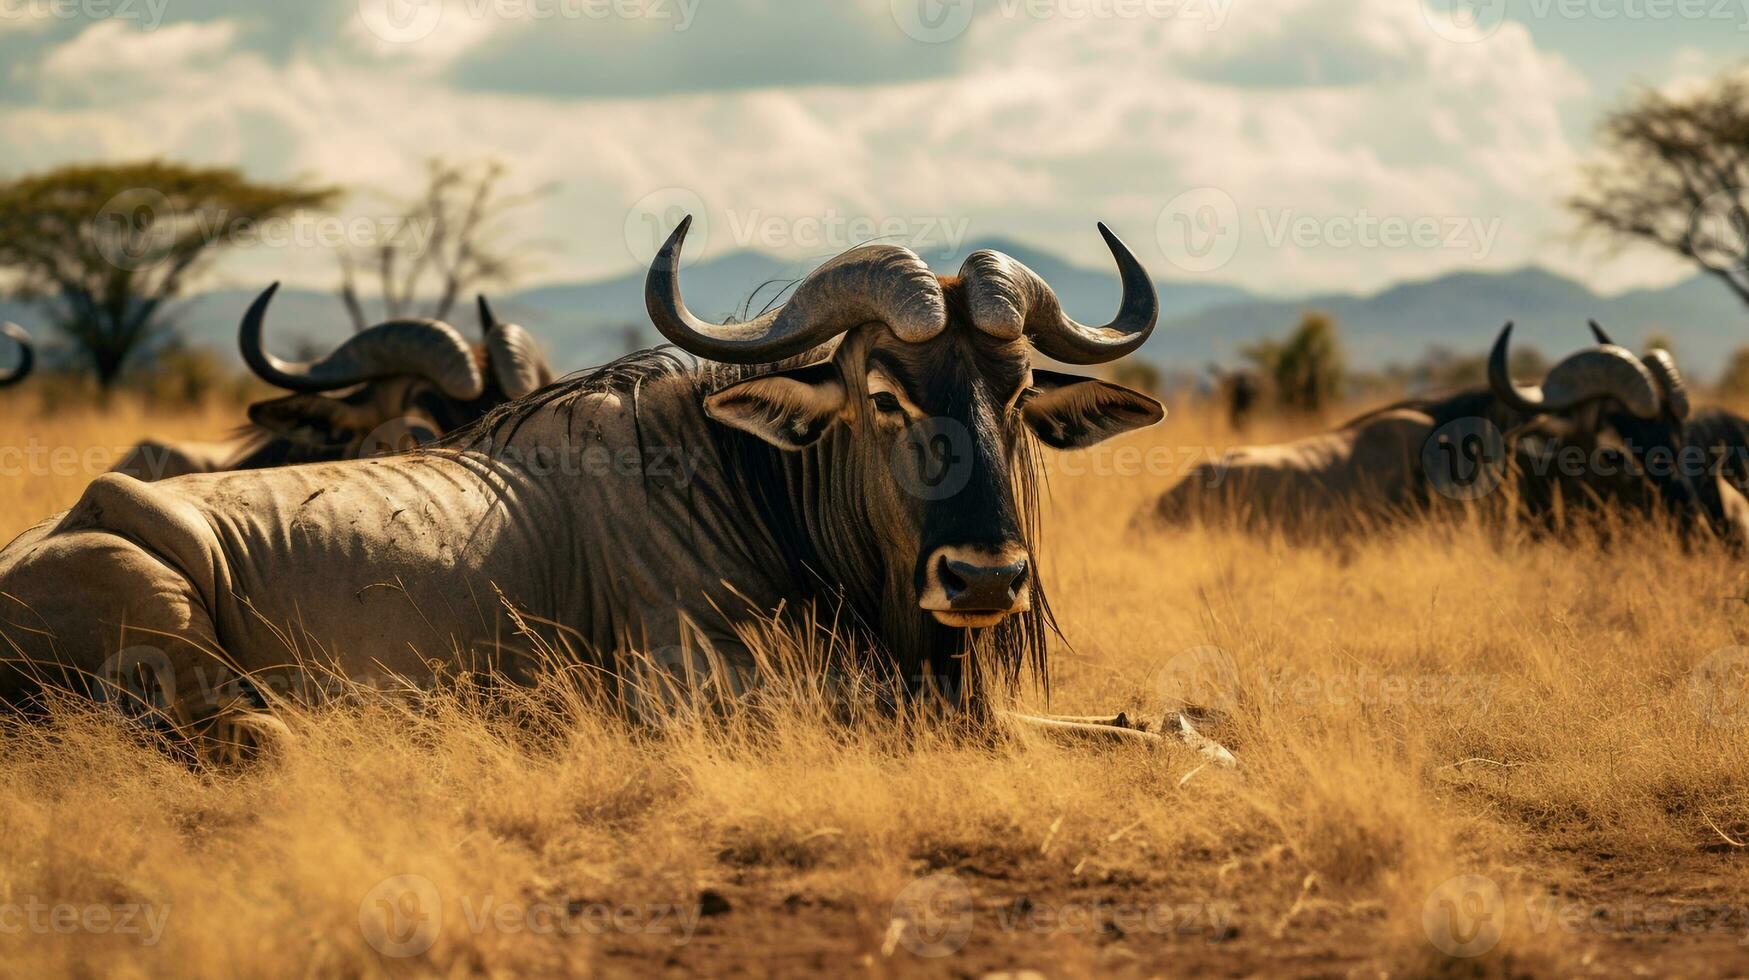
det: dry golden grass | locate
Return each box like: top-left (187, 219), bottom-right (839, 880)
top-left (2, 390), bottom-right (1748, 977)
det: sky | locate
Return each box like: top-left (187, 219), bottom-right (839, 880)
top-left (0, 0), bottom-right (1742, 298)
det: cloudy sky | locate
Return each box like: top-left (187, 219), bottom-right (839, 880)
top-left (0, 0), bottom-right (1742, 297)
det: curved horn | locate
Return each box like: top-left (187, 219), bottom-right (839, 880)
top-left (1487, 323), bottom-right (1541, 414)
top-left (645, 215), bottom-right (947, 364)
top-left (1641, 348), bottom-right (1691, 422)
top-left (1588, 319), bottom-right (1615, 345)
top-left (1489, 322), bottom-right (1661, 418)
top-left (957, 222), bottom-right (1158, 365)
top-left (477, 294), bottom-right (499, 340)
top-left (480, 296), bottom-right (551, 400)
top-left (240, 283), bottom-right (484, 399)
top-left (0, 322), bottom-right (33, 389)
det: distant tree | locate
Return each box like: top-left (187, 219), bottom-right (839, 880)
top-left (1718, 347), bottom-right (1749, 399)
top-left (1417, 343), bottom-right (1548, 390)
top-left (0, 161), bottom-right (337, 389)
top-left (1244, 311), bottom-right (1345, 414)
top-left (1643, 330), bottom-right (1676, 355)
top-left (338, 159), bottom-right (552, 331)
top-left (1569, 67), bottom-right (1749, 308)
top-left (1112, 360), bottom-right (1161, 395)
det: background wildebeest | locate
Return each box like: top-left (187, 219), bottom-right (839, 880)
top-left (0, 218), bottom-right (1180, 753)
top-left (112, 292), bottom-right (553, 480)
top-left (1150, 322), bottom-right (1747, 543)
top-left (0, 321), bottom-right (31, 389)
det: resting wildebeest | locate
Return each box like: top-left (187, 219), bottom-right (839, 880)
top-left (112, 293), bottom-right (552, 479)
top-left (0, 218), bottom-right (1218, 758)
top-left (1150, 322), bottom-right (1747, 542)
top-left (0, 322), bottom-right (32, 388)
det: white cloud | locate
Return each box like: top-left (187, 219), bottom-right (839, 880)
top-left (0, 0), bottom-right (1685, 300)
top-left (40, 18), bottom-right (237, 75)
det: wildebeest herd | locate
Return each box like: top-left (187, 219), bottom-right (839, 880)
top-left (1, 218), bottom-right (1746, 762)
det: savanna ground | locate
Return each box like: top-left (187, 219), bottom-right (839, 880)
top-left (1, 387), bottom-right (1748, 979)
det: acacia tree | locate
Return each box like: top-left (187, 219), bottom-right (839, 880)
top-left (1569, 68), bottom-right (1749, 306)
top-left (1243, 311), bottom-right (1345, 414)
top-left (338, 159), bottom-right (552, 331)
top-left (0, 161), bottom-right (337, 388)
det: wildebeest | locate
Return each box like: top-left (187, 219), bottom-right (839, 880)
top-left (1150, 322), bottom-right (1746, 541)
top-left (0, 218), bottom-right (1202, 755)
top-left (112, 292), bottom-right (553, 479)
top-left (0, 322), bottom-right (32, 388)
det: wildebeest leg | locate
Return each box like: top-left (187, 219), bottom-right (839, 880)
top-left (1002, 710), bottom-right (1238, 767)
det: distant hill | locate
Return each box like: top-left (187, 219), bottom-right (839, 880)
top-left (1148, 267), bottom-right (1749, 373)
top-left (3, 250), bottom-right (1745, 383)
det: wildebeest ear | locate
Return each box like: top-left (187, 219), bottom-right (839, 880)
top-left (247, 393), bottom-right (356, 445)
top-left (704, 362), bottom-right (847, 450)
top-left (1022, 369), bottom-right (1165, 449)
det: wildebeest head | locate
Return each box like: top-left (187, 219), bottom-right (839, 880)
top-left (0, 322), bottom-right (32, 389)
top-left (1486, 320), bottom-right (1709, 529)
top-left (239, 286), bottom-right (552, 461)
top-left (647, 216), bottom-right (1163, 648)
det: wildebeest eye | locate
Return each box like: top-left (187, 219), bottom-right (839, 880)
top-left (1013, 386), bottom-right (1042, 408)
top-left (871, 391), bottom-right (905, 415)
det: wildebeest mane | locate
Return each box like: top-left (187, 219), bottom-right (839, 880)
top-left (442, 339), bottom-right (1056, 714)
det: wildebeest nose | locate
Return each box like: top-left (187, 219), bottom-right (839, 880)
top-left (940, 556), bottom-right (1030, 609)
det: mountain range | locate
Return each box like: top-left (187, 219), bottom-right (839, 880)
top-left (3, 241), bottom-right (1745, 381)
